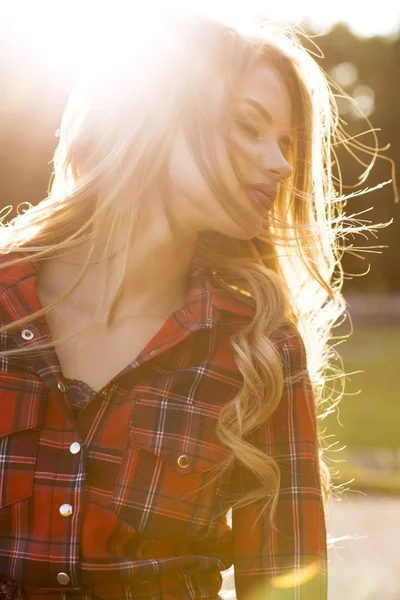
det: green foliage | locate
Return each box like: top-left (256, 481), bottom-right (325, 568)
top-left (325, 325), bottom-right (400, 449)
top-left (322, 324), bottom-right (400, 493)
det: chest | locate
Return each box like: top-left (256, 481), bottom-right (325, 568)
top-left (43, 306), bottom-right (168, 393)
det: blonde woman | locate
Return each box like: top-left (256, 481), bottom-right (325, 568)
top-left (0, 7), bottom-right (383, 600)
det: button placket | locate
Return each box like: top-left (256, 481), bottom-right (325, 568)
top-left (55, 440), bottom-right (81, 588)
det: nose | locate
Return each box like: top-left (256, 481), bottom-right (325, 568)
top-left (259, 146), bottom-right (293, 183)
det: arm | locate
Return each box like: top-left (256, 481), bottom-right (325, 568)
top-left (231, 323), bottom-right (328, 600)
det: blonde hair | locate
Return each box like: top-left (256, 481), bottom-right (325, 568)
top-left (0, 8), bottom-right (395, 531)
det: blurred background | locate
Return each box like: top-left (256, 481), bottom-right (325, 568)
top-left (0, 1), bottom-right (399, 598)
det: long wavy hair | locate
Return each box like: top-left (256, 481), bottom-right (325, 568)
top-left (0, 8), bottom-right (394, 531)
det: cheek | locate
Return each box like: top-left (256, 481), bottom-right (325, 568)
top-left (167, 130), bottom-right (242, 208)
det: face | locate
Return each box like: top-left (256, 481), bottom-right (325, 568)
top-left (164, 62), bottom-right (294, 241)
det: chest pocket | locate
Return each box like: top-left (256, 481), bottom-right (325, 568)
top-left (0, 372), bottom-right (45, 507)
top-left (111, 393), bottom-right (232, 540)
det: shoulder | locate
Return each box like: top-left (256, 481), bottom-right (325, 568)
top-left (0, 251), bottom-right (38, 293)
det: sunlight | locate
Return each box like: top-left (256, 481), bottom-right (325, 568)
top-left (1, 0), bottom-right (398, 88)
top-left (273, 560), bottom-right (321, 589)
top-left (1, 2), bottom-right (168, 81)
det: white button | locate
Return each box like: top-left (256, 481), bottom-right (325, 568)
top-left (21, 329), bottom-right (34, 340)
top-left (58, 381), bottom-right (66, 393)
top-left (57, 572), bottom-right (70, 585)
top-left (177, 454), bottom-right (189, 469)
top-left (59, 503), bottom-right (73, 517)
top-left (69, 442), bottom-right (81, 454)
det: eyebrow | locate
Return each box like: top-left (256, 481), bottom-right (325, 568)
top-left (240, 97), bottom-right (293, 147)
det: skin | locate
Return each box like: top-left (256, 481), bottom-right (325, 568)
top-left (37, 63), bottom-right (293, 326)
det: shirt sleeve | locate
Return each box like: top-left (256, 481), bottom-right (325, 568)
top-left (230, 322), bottom-right (328, 600)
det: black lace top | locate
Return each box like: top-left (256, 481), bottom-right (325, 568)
top-left (64, 378), bottom-right (98, 415)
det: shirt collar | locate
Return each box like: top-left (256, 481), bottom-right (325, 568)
top-left (0, 251), bottom-right (255, 328)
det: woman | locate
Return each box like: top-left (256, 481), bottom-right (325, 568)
top-left (0, 7), bottom-right (383, 600)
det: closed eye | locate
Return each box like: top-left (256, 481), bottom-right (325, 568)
top-left (234, 118), bottom-right (261, 139)
top-left (240, 98), bottom-right (294, 148)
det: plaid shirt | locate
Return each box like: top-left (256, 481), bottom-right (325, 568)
top-left (0, 252), bottom-right (327, 600)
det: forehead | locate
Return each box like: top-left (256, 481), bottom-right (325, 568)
top-left (234, 63), bottom-right (293, 131)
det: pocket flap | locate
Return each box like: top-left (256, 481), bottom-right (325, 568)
top-left (130, 396), bottom-right (231, 474)
top-left (0, 372), bottom-right (45, 438)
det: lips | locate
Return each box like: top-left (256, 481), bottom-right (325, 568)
top-left (248, 183), bottom-right (277, 202)
top-left (247, 183), bottom-right (277, 211)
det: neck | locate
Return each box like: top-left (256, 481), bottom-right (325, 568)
top-left (36, 230), bottom-right (198, 323)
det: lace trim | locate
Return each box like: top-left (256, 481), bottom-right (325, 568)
top-left (64, 377), bottom-right (97, 396)
top-left (64, 377), bottom-right (97, 412)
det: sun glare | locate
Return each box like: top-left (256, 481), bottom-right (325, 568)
top-left (1, 2), bottom-right (167, 82)
top-left (1, 0), bottom-right (398, 87)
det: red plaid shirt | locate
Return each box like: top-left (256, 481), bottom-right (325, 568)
top-left (0, 252), bottom-right (327, 600)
